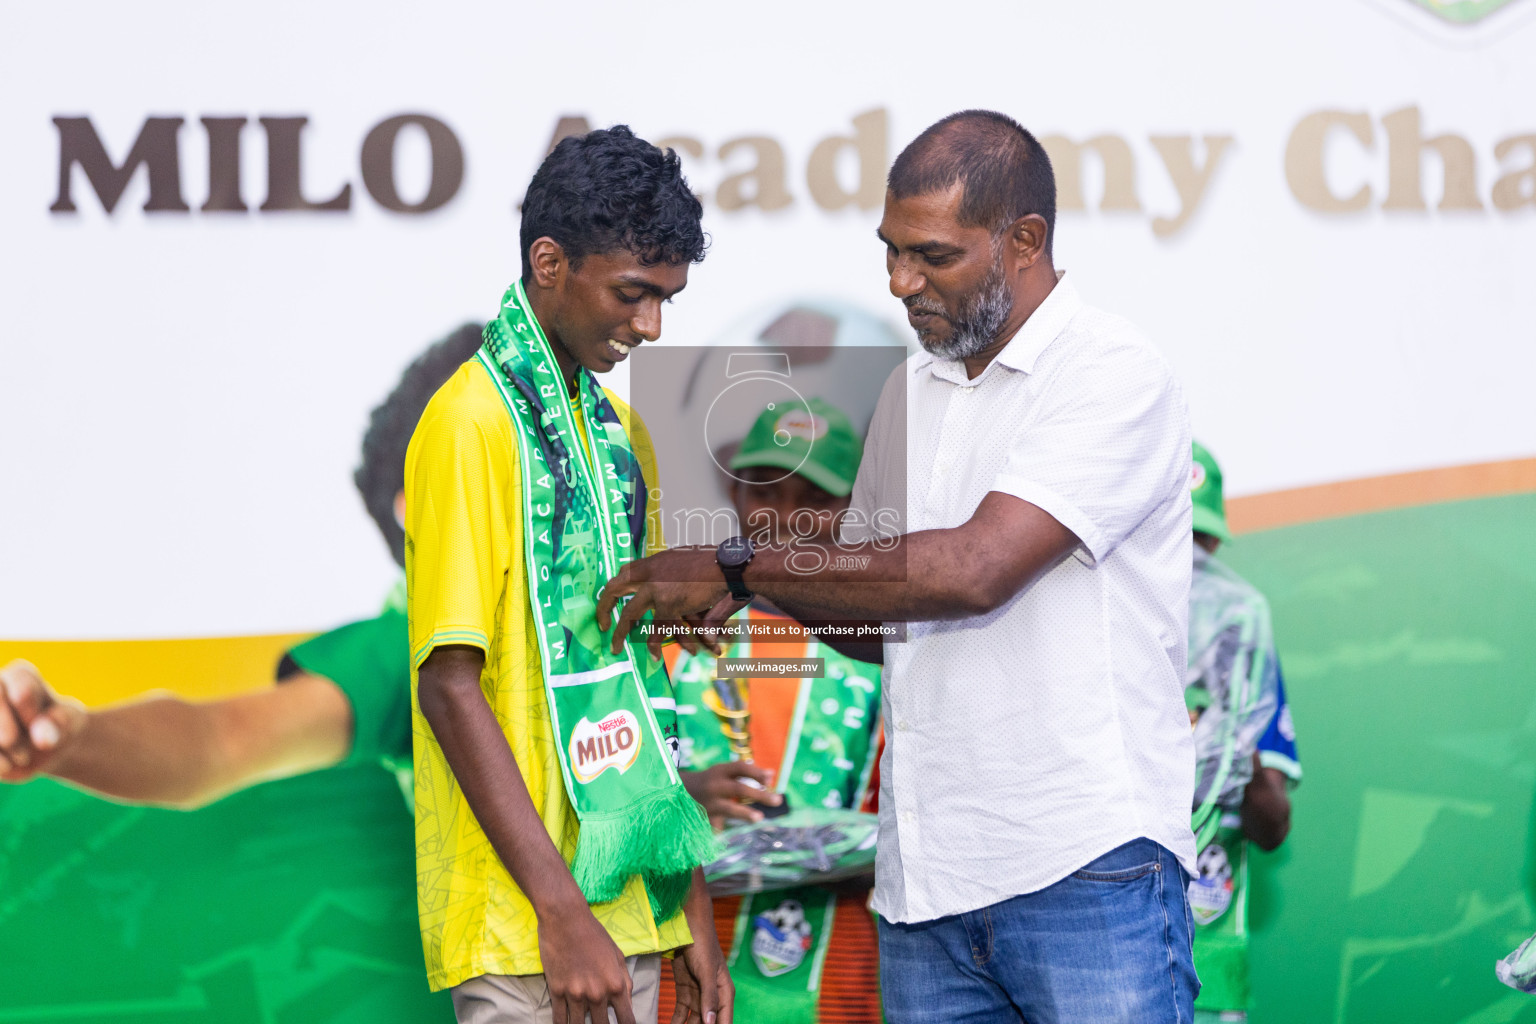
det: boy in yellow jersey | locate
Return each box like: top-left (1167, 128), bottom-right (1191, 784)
top-left (406, 127), bottom-right (729, 1024)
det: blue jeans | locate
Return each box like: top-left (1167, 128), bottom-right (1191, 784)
top-left (878, 838), bottom-right (1198, 1024)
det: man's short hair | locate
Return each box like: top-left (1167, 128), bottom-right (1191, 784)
top-left (354, 324), bottom-right (484, 566)
top-left (887, 110), bottom-right (1057, 256)
top-left (519, 125), bottom-right (708, 281)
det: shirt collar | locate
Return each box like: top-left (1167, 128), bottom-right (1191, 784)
top-left (996, 270), bottom-right (1081, 374)
top-left (924, 271), bottom-right (1082, 385)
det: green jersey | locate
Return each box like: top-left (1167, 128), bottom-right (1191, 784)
top-left (1188, 550), bottom-right (1291, 1015)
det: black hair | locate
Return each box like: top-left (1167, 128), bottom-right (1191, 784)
top-left (887, 110), bottom-right (1056, 257)
top-left (354, 323), bottom-right (485, 566)
top-left (519, 125), bottom-right (707, 281)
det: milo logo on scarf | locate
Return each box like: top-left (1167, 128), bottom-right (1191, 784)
top-left (475, 280), bottom-right (714, 923)
top-left (570, 710), bottom-right (643, 783)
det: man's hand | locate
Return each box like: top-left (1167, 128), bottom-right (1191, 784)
top-left (682, 763), bottom-right (782, 829)
top-left (537, 897), bottom-right (637, 1024)
top-left (597, 548), bottom-right (740, 658)
top-left (671, 868), bottom-right (733, 1024)
top-left (0, 660), bottom-right (86, 782)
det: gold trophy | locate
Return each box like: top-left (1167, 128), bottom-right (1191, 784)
top-left (703, 676), bottom-right (790, 818)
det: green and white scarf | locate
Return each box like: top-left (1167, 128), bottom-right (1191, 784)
top-left (476, 280), bottom-right (714, 922)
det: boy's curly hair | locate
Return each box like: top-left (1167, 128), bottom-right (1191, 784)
top-left (520, 125), bottom-right (707, 278)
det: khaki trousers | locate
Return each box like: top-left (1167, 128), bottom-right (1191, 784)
top-left (450, 954), bottom-right (662, 1024)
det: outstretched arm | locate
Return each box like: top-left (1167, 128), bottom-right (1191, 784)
top-left (597, 492), bottom-right (1078, 655)
top-left (0, 659), bottom-right (353, 809)
top-left (757, 491), bottom-right (1076, 621)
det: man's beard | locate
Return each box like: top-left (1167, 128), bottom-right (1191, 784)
top-left (908, 252), bottom-right (1014, 360)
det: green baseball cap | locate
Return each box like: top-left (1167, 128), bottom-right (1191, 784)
top-left (730, 397), bottom-right (863, 498)
top-left (1191, 440), bottom-right (1231, 542)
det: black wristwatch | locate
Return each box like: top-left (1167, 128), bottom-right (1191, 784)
top-left (715, 536), bottom-right (756, 602)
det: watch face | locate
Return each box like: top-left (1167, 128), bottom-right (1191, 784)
top-left (718, 536), bottom-right (753, 568)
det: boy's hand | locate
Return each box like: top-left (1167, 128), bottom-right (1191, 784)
top-left (681, 763), bottom-right (782, 828)
top-left (671, 946), bottom-right (732, 1024)
top-left (538, 900), bottom-right (636, 1024)
top-left (672, 873), bottom-right (733, 1024)
top-left (0, 660), bottom-right (86, 782)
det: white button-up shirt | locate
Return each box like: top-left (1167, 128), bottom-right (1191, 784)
top-left (844, 272), bottom-right (1197, 923)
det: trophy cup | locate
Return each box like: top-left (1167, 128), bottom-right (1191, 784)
top-left (702, 676), bottom-right (790, 818)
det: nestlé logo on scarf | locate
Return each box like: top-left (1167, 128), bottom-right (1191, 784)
top-left (570, 710), bottom-right (643, 783)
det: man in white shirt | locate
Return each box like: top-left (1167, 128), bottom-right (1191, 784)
top-left (600, 109), bottom-right (1199, 1023)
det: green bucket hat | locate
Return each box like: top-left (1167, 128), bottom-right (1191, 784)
top-left (730, 397), bottom-right (863, 498)
top-left (1191, 441), bottom-right (1231, 542)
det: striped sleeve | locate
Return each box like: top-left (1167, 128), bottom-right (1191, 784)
top-left (405, 364), bottom-right (516, 668)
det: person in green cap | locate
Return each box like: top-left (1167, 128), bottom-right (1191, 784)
top-left (655, 397), bottom-right (886, 1024)
top-left (1186, 440), bottom-right (1301, 1024)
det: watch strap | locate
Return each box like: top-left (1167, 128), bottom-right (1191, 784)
top-left (721, 565), bottom-right (753, 602)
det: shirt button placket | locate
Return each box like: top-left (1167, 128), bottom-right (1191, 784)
top-left (894, 735), bottom-right (921, 903)
top-left (930, 387), bottom-right (969, 510)
top-left (887, 720), bottom-right (921, 908)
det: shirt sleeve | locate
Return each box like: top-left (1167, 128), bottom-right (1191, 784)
top-left (284, 610), bottom-right (412, 767)
top-left (1257, 666), bottom-right (1302, 785)
top-left (991, 339), bottom-right (1187, 564)
top-left (1190, 623), bottom-right (1281, 813)
top-left (405, 368), bottom-right (516, 669)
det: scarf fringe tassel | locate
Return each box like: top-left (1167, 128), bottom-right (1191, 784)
top-left (571, 784), bottom-right (717, 922)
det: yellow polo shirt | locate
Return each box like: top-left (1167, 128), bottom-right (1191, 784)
top-left (405, 359), bottom-right (688, 991)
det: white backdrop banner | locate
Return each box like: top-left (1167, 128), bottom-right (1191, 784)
top-left (2, 0), bottom-right (1533, 638)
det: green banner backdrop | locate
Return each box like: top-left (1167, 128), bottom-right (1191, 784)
top-left (1231, 492), bottom-right (1536, 1023)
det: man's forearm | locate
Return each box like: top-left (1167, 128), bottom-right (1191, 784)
top-left (417, 647), bottom-right (587, 918)
top-left (748, 528), bottom-right (1048, 623)
top-left (599, 492), bottom-right (1078, 655)
top-left (747, 493), bottom-right (1077, 623)
top-left (745, 537), bottom-right (966, 622)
